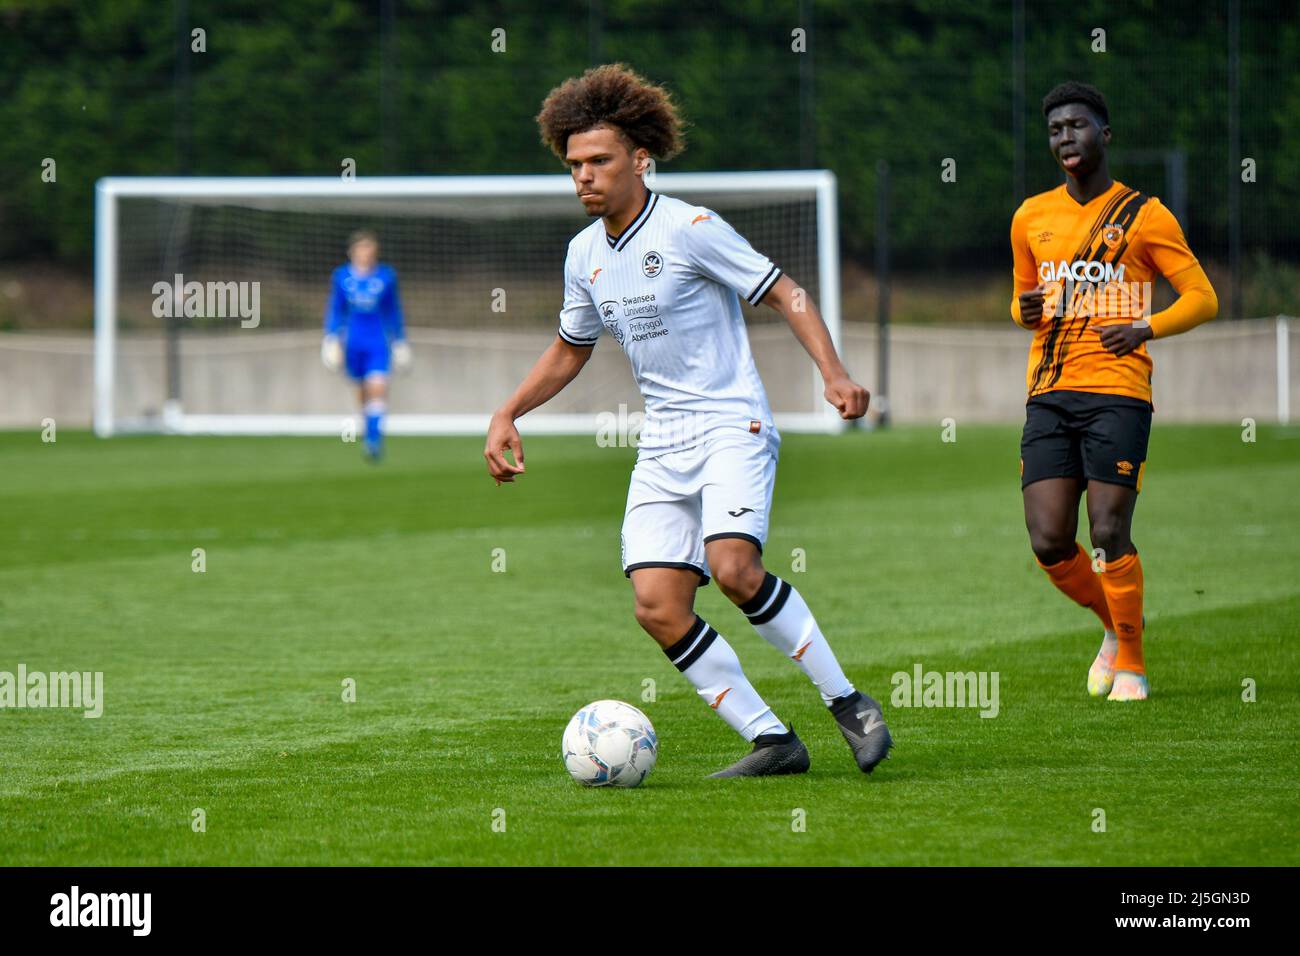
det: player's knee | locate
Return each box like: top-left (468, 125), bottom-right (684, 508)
top-left (711, 557), bottom-right (765, 605)
top-left (633, 597), bottom-right (684, 639)
top-left (1088, 518), bottom-right (1130, 558)
top-left (1028, 529), bottom-right (1075, 565)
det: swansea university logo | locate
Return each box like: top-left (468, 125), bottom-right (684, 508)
top-left (642, 251), bottom-right (663, 278)
top-left (599, 300), bottom-right (624, 345)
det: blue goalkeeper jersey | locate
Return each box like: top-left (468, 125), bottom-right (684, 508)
top-left (324, 263), bottom-right (405, 347)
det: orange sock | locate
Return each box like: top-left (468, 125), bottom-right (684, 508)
top-left (1038, 543), bottom-right (1114, 632)
top-left (1098, 551), bottom-right (1145, 674)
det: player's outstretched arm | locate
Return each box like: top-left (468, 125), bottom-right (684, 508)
top-left (761, 274), bottom-right (869, 420)
top-left (484, 337), bottom-right (594, 484)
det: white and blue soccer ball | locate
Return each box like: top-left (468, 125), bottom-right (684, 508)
top-left (561, 699), bottom-right (658, 788)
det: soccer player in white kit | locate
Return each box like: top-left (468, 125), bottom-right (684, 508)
top-left (485, 64), bottom-right (892, 777)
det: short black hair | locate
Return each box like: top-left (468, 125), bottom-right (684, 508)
top-left (1041, 81), bottom-right (1109, 125)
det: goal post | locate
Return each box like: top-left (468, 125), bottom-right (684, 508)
top-left (94, 172), bottom-right (843, 437)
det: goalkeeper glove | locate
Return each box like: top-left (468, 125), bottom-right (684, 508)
top-left (392, 339), bottom-right (412, 373)
top-left (321, 335), bottom-right (343, 372)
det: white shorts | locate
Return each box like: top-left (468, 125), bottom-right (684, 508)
top-left (620, 429), bottom-right (779, 586)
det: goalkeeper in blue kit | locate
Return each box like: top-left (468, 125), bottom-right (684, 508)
top-left (321, 230), bottom-right (411, 459)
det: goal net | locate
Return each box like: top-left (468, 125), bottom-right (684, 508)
top-left (94, 172), bottom-right (842, 436)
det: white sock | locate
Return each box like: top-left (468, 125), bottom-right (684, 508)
top-left (1099, 629), bottom-right (1118, 659)
top-left (663, 616), bottom-right (787, 741)
top-left (741, 573), bottom-right (854, 705)
top-left (363, 399), bottom-right (386, 444)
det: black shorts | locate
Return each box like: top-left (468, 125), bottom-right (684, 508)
top-left (1020, 390), bottom-right (1153, 491)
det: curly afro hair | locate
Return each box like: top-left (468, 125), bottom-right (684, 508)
top-left (536, 63), bottom-right (686, 162)
top-left (1042, 81), bottom-right (1109, 125)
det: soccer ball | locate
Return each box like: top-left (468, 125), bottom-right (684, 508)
top-left (561, 699), bottom-right (658, 788)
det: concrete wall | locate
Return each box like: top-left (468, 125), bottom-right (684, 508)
top-left (2, 318), bottom-right (1294, 429)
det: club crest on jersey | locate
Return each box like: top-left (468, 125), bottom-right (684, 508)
top-left (1102, 224), bottom-right (1124, 250)
top-left (642, 251), bottom-right (663, 278)
top-left (599, 301), bottom-right (624, 345)
top-left (343, 276), bottom-right (384, 294)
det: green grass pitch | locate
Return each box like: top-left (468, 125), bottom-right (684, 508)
top-left (1, 424), bottom-right (1297, 866)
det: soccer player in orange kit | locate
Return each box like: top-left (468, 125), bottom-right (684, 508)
top-left (1010, 82), bottom-right (1218, 701)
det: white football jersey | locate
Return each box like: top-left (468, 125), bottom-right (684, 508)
top-left (557, 187), bottom-right (784, 458)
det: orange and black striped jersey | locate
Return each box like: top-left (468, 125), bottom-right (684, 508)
top-left (1010, 180), bottom-right (1202, 403)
